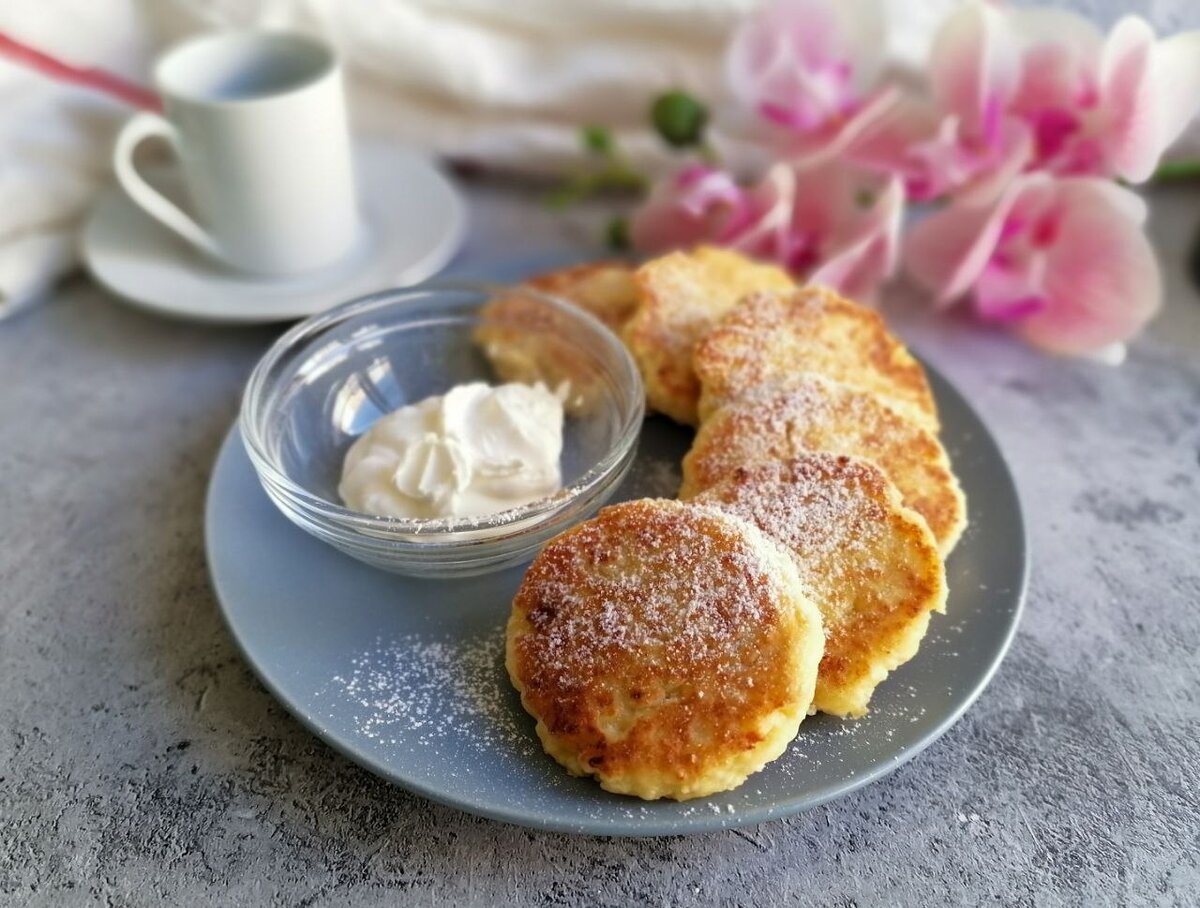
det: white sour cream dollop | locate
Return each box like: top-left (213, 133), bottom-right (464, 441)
top-left (338, 381), bottom-right (565, 520)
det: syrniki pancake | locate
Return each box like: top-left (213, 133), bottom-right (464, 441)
top-left (694, 287), bottom-right (939, 429)
top-left (519, 261), bottom-right (640, 333)
top-left (506, 498), bottom-right (824, 801)
top-left (680, 375), bottom-right (967, 556)
top-left (474, 265), bottom-right (636, 414)
top-left (622, 246), bottom-right (794, 426)
top-left (693, 454), bottom-right (948, 717)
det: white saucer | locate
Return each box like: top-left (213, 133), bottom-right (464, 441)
top-left (82, 141), bottom-right (467, 324)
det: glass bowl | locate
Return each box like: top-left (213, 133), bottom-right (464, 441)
top-left (239, 283), bottom-right (644, 577)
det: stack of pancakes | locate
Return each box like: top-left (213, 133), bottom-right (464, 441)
top-left (484, 248), bottom-right (967, 801)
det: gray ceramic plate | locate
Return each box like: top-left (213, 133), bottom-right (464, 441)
top-left (206, 256), bottom-right (1027, 836)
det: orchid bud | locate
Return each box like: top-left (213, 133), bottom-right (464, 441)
top-left (651, 91), bottom-right (708, 148)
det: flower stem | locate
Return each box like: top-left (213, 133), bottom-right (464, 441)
top-left (543, 167), bottom-right (647, 211)
top-left (1188, 220), bottom-right (1200, 293)
top-left (1152, 159), bottom-right (1200, 182)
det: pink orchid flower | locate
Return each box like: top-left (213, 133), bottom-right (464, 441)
top-left (848, 96), bottom-right (1034, 202)
top-left (832, 4), bottom-right (1032, 201)
top-left (905, 174), bottom-right (1160, 359)
top-left (627, 166), bottom-right (750, 253)
top-left (925, 2), bottom-right (1200, 184)
top-left (630, 160), bottom-right (903, 300)
top-left (725, 0), bottom-right (898, 154)
top-left (848, 2), bottom-right (1200, 198)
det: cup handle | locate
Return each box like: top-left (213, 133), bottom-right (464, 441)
top-left (112, 112), bottom-right (219, 257)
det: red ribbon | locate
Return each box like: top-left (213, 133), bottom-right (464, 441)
top-left (0, 31), bottom-right (161, 111)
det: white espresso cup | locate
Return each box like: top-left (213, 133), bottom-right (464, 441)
top-left (113, 31), bottom-right (361, 276)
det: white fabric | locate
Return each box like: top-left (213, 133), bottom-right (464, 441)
top-left (0, 0), bottom-right (1196, 318)
top-left (142, 0), bottom-right (964, 174)
top-left (0, 0), bottom-right (151, 319)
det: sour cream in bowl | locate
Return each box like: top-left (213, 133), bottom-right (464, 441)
top-left (239, 282), bottom-right (643, 578)
top-left (338, 381), bottom-right (566, 521)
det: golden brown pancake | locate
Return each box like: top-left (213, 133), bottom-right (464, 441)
top-left (694, 454), bottom-right (947, 717)
top-left (473, 267), bottom-right (636, 415)
top-left (622, 247), bottom-right (794, 426)
top-left (519, 261), bottom-right (640, 333)
top-left (680, 375), bottom-right (967, 556)
top-left (506, 498), bottom-right (824, 800)
top-left (694, 287), bottom-right (939, 429)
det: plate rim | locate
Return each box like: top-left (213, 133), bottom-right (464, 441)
top-left (204, 262), bottom-right (1029, 837)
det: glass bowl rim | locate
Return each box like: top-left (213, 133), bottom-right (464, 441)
top-left (238, 280), bottom-right (646, 545)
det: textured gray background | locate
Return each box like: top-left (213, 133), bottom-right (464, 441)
top-left (3, 0), bottom-right (1200, 895)
top-left (2, 177), bottom-right (1198, 906)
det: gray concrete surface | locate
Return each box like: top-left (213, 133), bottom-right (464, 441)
top-left (2, 178), bottom-right (1199, 906)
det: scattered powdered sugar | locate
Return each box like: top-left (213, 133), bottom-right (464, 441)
top-left (691, 453), bottom-right (950, 721)
top-left (618, 453), bottom-right (682, 500)
top-left (691, 374), bottom-right (918, 492)
top-left (321, 629), bottom-right (539, 758)
top-left (686, 373), bottom-right (963, 549)
top-left (518, 502), bottom-right (785, 688)
top-left (695, 286), bottom-right (937, 428)
top-left (694, 454), bottom-right (893, 601)
top-left (636, 248), bottom-right (794, 348)
top-left (314, 609), bottom-right (947, 815)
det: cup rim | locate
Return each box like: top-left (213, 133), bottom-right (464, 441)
top-left (239, 281), bottom-right (646, 549)
top-left (155, 30), bottom-right (338, 108)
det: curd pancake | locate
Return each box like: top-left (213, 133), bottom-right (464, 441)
top-left (506, 498), bottom-right (824, 801)
top-left (693, 455), bottom-right (947, 717)
top-left (622, 247), bottom-right (794, 426)
top-left (680, 375), bottom-right (967, 556)
top-left (473, 281), bottom-right (620, 416)
top-left (694, 287), bottom-right (939, 429)
top-left (519, 261), bottom-right (640, 333)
